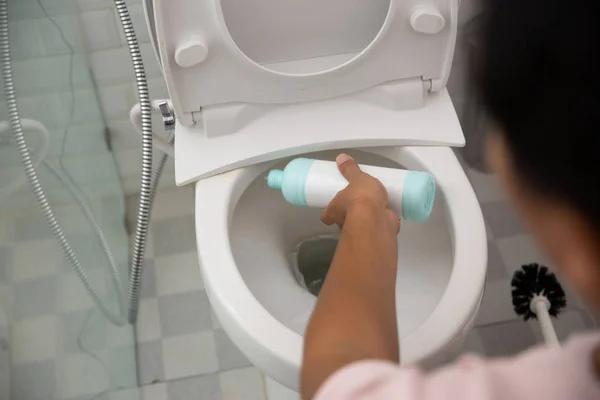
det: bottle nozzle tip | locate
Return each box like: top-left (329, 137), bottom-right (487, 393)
top-left (267, 170), bottom-right (284, 189)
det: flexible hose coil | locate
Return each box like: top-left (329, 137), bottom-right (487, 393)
top-left (113, 0), bottom-right (154, 324)
top-left (0, 0), bottom-right (162, 325)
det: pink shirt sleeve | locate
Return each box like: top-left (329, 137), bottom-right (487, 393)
top-left (314, 333), bottom-right (600, 400)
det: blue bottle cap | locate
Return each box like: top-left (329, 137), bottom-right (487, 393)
top-left (402, 171), bottom-right (436, 222)
top-left (267, 158), bottom-right (315, 206)
top-left (267, 169), bottom-right (284, 189)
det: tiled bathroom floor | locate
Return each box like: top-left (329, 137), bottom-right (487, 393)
top-left (0, 194), bottom-right (138, 400)
top-left (129, 160), bottom-right (598, 400)
top-left (126, 187), bottom-right (274, 400)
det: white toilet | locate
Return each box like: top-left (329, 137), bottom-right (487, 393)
top-left (146, 0), bottom-right (487, 391)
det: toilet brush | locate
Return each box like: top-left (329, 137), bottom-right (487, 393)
top-left (511, 263), bottom-right (567, 347)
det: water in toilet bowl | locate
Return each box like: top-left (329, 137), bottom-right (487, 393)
top-left (291, 234), bottom-right (339, 296)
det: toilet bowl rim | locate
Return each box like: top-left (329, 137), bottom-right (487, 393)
top-left (195, 145), bottom-right (487, 370)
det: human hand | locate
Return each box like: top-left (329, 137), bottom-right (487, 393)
top-left (321, 154), bottom-right (400, 233)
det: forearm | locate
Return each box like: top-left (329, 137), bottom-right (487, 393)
top-left (301, 204), bottom-right (399, 399)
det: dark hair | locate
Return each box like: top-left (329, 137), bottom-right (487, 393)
top-left (477, 0), bottom-right (600, 226)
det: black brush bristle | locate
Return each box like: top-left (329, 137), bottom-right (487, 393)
top-left (511, 263), bottom-right (567, 321)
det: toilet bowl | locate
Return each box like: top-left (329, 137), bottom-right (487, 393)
top-left (144, 0), bottom-right (488, 391)
top-left (195, 146), bottom-right (486, 389)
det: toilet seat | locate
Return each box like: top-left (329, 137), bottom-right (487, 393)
top-left (195, 145), bottom-right (486, 389)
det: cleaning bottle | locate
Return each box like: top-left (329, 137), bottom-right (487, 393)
top-left (267, 158), bottom-right (436, 222)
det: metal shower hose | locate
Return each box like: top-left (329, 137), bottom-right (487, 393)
top-left (0, 0), bottom-right (162, 325)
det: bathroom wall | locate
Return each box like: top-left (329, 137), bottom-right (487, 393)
top-left (2, 0), bottom-right (174, 196)
top-left (77, 0), bottom-right (175, 193)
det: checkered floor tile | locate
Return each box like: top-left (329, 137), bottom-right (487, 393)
top-left (130, 172), bottom-right (598, 399)
top-left (0, 194), bottom-right (138, 399)
top-left (1, 162), bottom-right (597, 399)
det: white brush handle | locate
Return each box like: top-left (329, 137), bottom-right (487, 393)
top-left (532, 297), bottom-right (560, 347)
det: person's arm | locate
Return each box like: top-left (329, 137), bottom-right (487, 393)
top-left (301, 154), bottom-right (401, 400)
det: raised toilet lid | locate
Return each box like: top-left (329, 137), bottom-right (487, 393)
top-left (195, 146), bottom-right (487, 389)
top-left (146, 0), bottom-right (463, 182)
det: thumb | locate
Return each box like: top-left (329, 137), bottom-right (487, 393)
top-left (336, 154), bottom-right (362, 182)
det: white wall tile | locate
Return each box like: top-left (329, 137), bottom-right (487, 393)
top-left (77, 0), bottom-right (115, 12)
top-left (13, 58), bottom-right (57, 95)
top-left (18, 91), bottom-right (89, 131)
top-left (16, 94), bottom-right (58, 129)
top-left (5, 0), bottom-right (176, 195)
top-left (32, 0), bottom-right (79, 17)
top-left (46, 128), bottom-right (66, 159)
top-left (90, 47), bottom-right (133, 84)
top-left (37, 14), bottom-right (84, 56)
top-left (58, 88), bottom-right (103, 125)
top-left (56, 153), bottom-right (123, 186)
top-left (98, 83), bottom-right (136, 119)
top-left (8, 0), bottom-right (75, 21)
top-left (4, 179), bottom-right (123, 215)
top-left (7, 0), bottom-right (44, 21)
top-left (9, 19), bottom-right (45, 60)
top-left (13, 54), bottom-right (91, 95)
top-left (47, 123), bottom-right (107, 157)
top-left (81, 9), bottom-right (121, 50)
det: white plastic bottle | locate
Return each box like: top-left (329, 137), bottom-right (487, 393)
top-left (267, 158), bottom-right (436, 222)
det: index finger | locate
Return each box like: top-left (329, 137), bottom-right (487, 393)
top-left (336, 154), bottom-right (362, 182)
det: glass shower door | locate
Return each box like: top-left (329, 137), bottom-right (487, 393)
top-left (0, 0), bottom-right (137, 398)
